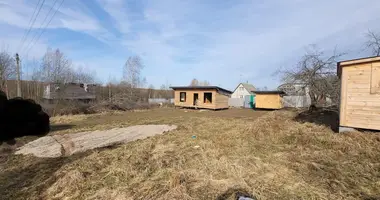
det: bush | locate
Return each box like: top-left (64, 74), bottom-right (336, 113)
top-left (39, 99), bottom-right (155, 117)
top-left (0, 90), bottom-right (6, 111)
top-left (41, 101), bottom-right (96, 116)
top-left (90, 101), bottom-right (152, 113)
top-left (0, 93), bottom-right (50, 142)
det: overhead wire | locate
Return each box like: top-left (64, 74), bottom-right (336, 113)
top-left (23, 0), bottom-right (65, 57)
top-left (17, 0), bottom-right (46, 52)
top-left (17, 0), bottom-right (41, 51)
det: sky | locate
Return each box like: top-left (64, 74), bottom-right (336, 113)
top-left (0, 0), bottom-right (380, 91)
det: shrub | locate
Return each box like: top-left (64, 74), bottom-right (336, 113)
top-left (0, 93), bottom-right (50, 142)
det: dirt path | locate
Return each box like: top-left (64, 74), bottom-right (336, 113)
top-left (15, 125), bottom-right (177, 158)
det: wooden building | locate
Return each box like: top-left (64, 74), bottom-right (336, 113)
top-left (254, 91), bottom-right (285, 109)
top-left (43, 82), bottom-right (96, 102)
top-left (170, 86), bottom-right (232, 110)
top-left (338, 56), bottom-right (380, 131)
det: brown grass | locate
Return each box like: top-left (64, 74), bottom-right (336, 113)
top-left (1, 108), bottom-right (380, 200)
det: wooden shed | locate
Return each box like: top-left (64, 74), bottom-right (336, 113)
top-left (170, 86), bottom-right (232, 110)
top-left (338, 56), bottom-right (380, 131)
top-left (254, 91), bottom-right (285, 109)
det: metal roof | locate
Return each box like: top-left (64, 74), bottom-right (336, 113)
top-left (253, 91), bottom-right (285, 95)
top-left (240, 83), bottom-right (256, 92)
top-left (232, 83), bottom-right (256, 94)
top-left (170, 86), bottom-right (232, 94)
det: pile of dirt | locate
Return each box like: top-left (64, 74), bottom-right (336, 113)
top-left (15, 124), bottom-right (177, 157)
top-left (0, 91), bottom-right (50, 143)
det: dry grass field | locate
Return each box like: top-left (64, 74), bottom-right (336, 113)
top-left (1, 108), bottom-right (380, 200)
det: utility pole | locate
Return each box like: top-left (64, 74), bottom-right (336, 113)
top-left (16, 53), bottom-right (22, 97)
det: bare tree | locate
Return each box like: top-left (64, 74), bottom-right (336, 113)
top-left (190, 78), bottom-right (210, 86)
top-left (365, 30), bottom-right (380, 56)
top-left (148, 84), bottom-right (154, 98)
top-left (200, 80), bottom-right (210, 86)
top-left (122, 56), bottom-right (145, 100)
top-left (190, 78), bottom-right (199, 86)
top-left (278, 45), bottom-right (343, 107)
top-left (123, 56), bottom-right (144, 88)
top-left (159, 83), bottom-right (173, 99)
top-left (0, 51), bottom-right (16, 96)
top-left (256, 86), bottom-right (268, 91)
top-left (36, 48), bottom-right (73, 84)
top-left (71, 66), bottom-right (96, 83)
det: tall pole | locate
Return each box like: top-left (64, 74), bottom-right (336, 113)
top-left (16, 53), bottom-right (22, 97)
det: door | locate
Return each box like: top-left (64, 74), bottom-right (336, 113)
top-left (251, 95), bottom-right (255, 108)
top-left (193, 93), bottom-right (199, 106)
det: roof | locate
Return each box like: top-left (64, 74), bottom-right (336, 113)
top-left (45, 82), bottom-right (96, 86)
top-left (253, 91), bottom-right (285, 95)
top-left (232, 83), bottom-right (256, 94)
top-left (337, 56), bottom-right (380, 77)
top-left (170, 86), bottom-right (232, 94)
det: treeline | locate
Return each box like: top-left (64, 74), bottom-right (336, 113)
top-left (3, 80), bottom-right (174, 101)
top-left (0, 48), bottom-right (174, 102)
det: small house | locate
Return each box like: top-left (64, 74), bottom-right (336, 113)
top-left (231, 83), bottom-right (256, 98)
top-left (254, 91), bottom-right (285, 109)
top-left (338, 56), bottom-right (380, 131)
top-left (170, 86), bottom-right (232, 110)
top-left (43, 82), bottom-right (96, 102)
top-left (229, 83), bottom-right (256, 108)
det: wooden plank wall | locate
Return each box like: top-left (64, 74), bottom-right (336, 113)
top-left (340, 61), bottom-right (380, 130)
top-left (173, 89), bottom-right (230, 109)
top-left (255, 94), bottom-right (282, 109)
top-left (215, 92), bottom-right (229, 109)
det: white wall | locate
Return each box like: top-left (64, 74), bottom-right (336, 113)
top-left (231, 83), bottom-right (251, 98)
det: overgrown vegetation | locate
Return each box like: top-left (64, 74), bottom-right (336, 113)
top-left (277, 45), bottom-right (343, 106)
top-left (40, 100), bottom-right (154, 116)
top-left (1, 108), bottom-right (379, 199)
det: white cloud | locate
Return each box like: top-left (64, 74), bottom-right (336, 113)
top-left (0, 0), bottom-right (109, 59)
top-left (0, 0), bottom-right (104, 33)
top-left (58, 8), bottom-right (101, 32)
top-left (97, 0), bottom-right (130, 33)
top-left (2, 0), bottom-right (380, 88)
top-left (107, 0), bottom-right (380, 88)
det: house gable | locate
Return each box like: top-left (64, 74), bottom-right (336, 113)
top-left (231, 83), bottom-right (254, 98)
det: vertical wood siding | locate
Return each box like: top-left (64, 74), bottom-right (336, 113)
top-left (340, 61), bottom-right (380, 130)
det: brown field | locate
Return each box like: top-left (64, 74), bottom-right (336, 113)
top-left (1, 108), bottom-right (380, 200)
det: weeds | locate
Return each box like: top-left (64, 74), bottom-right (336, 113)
top-left (1, 109), bottom-right (379, 199)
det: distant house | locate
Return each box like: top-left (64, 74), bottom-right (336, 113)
top-left (43, 82), bottom-right (96, 102)
top-left (170, 86), bottom-right (232, 110)
top-left (231, 83), bottom-right (256, 98)
top-left (229, 83), bottom-right (256, 108)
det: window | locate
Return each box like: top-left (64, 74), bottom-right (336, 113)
top-left (240, 95), bottom-right (243, 98)
top-left (180, 92), bottom-right (186, 102)
top-left (240, 87), bottom-right (244, 91)
top-left (204, 92), bottom-right (212, 103)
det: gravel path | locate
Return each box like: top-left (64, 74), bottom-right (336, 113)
top-left (15, 125), bottom-right (177, 158)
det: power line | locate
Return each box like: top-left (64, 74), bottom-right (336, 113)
top-left (22, 0), bottom-right (60, 56)
top-left (24, 0), bottom-right (64, 57)
top-left (17, 0), bottom-right (41, 51)
top-left (17, 0), bottom-right (46, 52)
